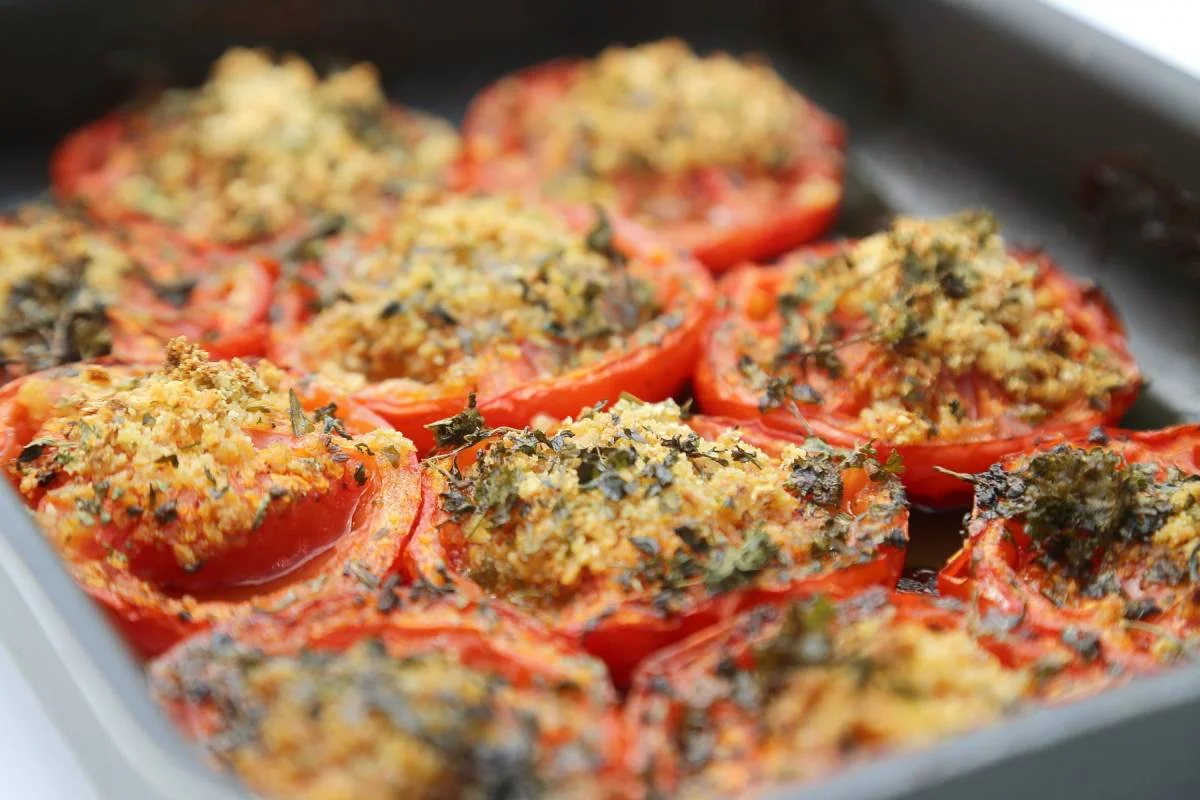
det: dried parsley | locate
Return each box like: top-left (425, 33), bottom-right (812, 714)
top-left (288, 389), bottom-right (314, 437)
top-left (752, 596), bottom-right (838, 695)
top-left (584, 205), bottom-right (626, 266)
top-left (783, 451), bottom-right (845, 507)
top-left (425, 394), bottom-right (490, 450)
top-left (703, 528), bottom-right (780, 594)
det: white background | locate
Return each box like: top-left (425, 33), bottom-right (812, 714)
top-left (0, 1), bottom-right (1196, 797)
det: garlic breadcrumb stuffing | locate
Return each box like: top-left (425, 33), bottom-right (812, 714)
top-left (110, 48), bottom-right (461, 244)
top-left (438, 399), bottom-right (905, 612)
top-left (539, 39), bottom-right (804, 177)
top-left (0, 206), bottom-right (132, 377)
top-left (737, 212), bottom-right (1137, 444)
top-left (11, 339), bottom-right (412, 573)
top-left (656, 594), bottom-right (1030, 798)
top-left (153, 628), bottom-right (618, 800)
top-left (299, 196), bottom-right (662, 398)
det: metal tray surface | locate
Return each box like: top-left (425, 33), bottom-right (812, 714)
top-left (0, 1), bottom-right (1197, 798)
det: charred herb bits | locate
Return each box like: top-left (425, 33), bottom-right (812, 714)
top-left (698, 211), bottom-right (1141, 505)
top-left (149, 597), bottom-right (628, 800)
top-left (407, 398), bottom-right (907, 682)
top-left (627, 592), bottom-right (1035, 797)
top-left (942, 428), bottom-right (1200, 670)
top-left (4, 340), bottom-right (419, 657)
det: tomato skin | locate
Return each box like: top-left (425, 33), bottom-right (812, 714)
top-left (938, 425), bottom-right (1200, 673)
top-left (458, 59), bottom-right (845, 273)
top-left (695, 249), bottom-right (1141, 508)
top-left (269, 207), bottom-right (715, 454)
top-left (403, 415), bottom-right (907, 688)
top-left (0, 363), bottom-right (423, 659)
top-left (149, 593), bottom-right (632, 797)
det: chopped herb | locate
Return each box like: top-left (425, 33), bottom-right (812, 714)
top-left (342, 559), bottom-right (379, 589)
top-left (283, 212), bottom-right (346, 262)
top-left (251, 496), bottom-right (271, 530)
top-left (379, 445), bottom-right (403, 467)
top-left (730, 444), bottom-right (762, 469)
top-left (674, 525), bottom-right (710, 554)
top-left (582, 469), bottom-right (635, 502)
top-left (18, 442), bottom-right (45, 463)
top-left (425, 393), bottom-right (490, 450)
top-left (1061, 627), bottom-right (1101, 662)
top-left (312, 403), bottom-right (350, 439)
top-left (966, 445), bottom-right (1178, 579)
top-left (154, 501), bottom-right (179, 525)
top-left (378, 299), bottom-right (403, 319)
top-left (703, 528), bottom-right (780, 594)
top-left (1123, 598), bottom-right (1161, 621)
top-left (288, 389), bottom-right (314, 436)
top-left (630, 536), bottom-right (661, 557)
top-left (584, 205), bottom-right (626, 266)
top-left (753, 596), bottom-right (838, 694)
top-left (783, 451), bottom-right (844, 507)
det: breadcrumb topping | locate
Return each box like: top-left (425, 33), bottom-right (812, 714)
top-left (11, 340), bottom-right (411, 573)
top-left (538, 39), bottom-right (803, 177)
top-left (298, 197), bottom-right (662, 397)
top-left (438, 399), bottom-right (904, 612)
top-left (109, 48), bottom-right (461, 243)
top-left (154, 634), bottom-right (616, 800)
top-left (0, 206), bottom-right (131, 377)
top-left (737, 212), bottom-right (1137, 443)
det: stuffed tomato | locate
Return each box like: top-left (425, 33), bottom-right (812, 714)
top-left (269, 195), bottom-right (713, 452)
top-left (404, 397), bottom-right (908, 686)
top-left (150, 589), bottom-right (630, 800)
top-left (626, 588), bottom-right (1108, 798)
top-left (0, 340), bottom-right (420, 657)
top-left (52, 48), bottom-right (460, 252)
top-left (696, 211), bottom-right (1141, 506)
top-left (459, 39), bottom-right (844, 272)
top-left (939, 425), bottom-right (1200, 673)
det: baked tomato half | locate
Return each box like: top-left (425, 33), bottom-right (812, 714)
top-left (51, 47), bottom-right (460, 252)
top-left (404, 397), bottom-right (907, 686)
top-left (626, 588), bottom-right (1106, 798)
top-left (268, 196), bottom-right (714, 453)
top-left (939, 425), bottom-right (1200, 673)
top-left (0, 340), bottom-right (420, 658)
top-left (0, 204), bottom-right (274, 381)
top-left (149, 587), bottom-right (630, 800)
top-left (458, 39), bottom-right (844, 272)
top-left (696, 211), bottom-right (1141, 507)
